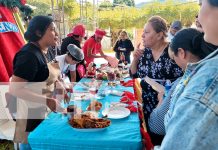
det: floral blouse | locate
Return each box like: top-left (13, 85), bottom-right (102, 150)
top-left (132, 46), bottom-right (183, 118)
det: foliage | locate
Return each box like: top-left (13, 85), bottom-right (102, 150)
top-left (26, 0), bottom-right (199, 30)
top-left (62, 0), bottom-right (80, 20)
top-left (27, 0), bottom-right (51, 16)
top-left (113, 0), bottom-right (135, 7)
top-left (99, 1), bottom-right (113, 10)
top-left (98, 0), bottom-right (199, 29)
top-left (0, 0), bottom-right (33, 16)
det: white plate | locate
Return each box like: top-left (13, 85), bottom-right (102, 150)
top-left (102, 107), bottom-right (130, 119)
top-left (72, 127), bottom-right (108, 132)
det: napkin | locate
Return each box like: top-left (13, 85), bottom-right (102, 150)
top-left (122, 91), bottom-right (135, 100)
top-left (120, 91), bottom-right (138, 112)
top-left (126, 104), bottom-right (137, 112)
top-left (121, 79), bottom-right (134, 87)
top-left (120, 96), bottom-right (133, 105)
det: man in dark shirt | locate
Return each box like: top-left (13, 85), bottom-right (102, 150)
top-left (61, 24), bottom-right (85, 52)
top-left (61, 24), bottom-right (86, 82)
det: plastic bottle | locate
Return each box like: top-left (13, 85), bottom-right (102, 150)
top-left (164, 80), bottom-right (172, 98)
top-left (120, 52), bottom-right (125, 63)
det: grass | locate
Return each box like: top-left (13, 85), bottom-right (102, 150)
top-left (0, 140), bottom-right (14, 150)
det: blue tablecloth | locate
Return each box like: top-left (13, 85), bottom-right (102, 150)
top-left (28, 78), bottom-right (142, 150)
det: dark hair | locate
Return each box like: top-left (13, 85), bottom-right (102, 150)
top-left (208, 0), bottom-right (218, 7)
top-left (24, 15), bottom-right (53, 42)
top-left (73, 35), bottom-right (80, 38)
top-left (170, 28), bottom-right (211, 59)
top-left (147, 16), bottom-right (168, 37)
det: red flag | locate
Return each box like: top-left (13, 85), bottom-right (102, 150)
top-left (0, 5), bottom-right (25, 82)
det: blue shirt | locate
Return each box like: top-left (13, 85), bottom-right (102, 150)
top-left (155, 49), bottom-right (218, 150)
top-left (148, 78), bottom-right (181, 135)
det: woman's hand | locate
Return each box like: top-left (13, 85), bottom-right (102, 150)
top-left (133, 43), bottom-right (144, 61)
top-left (105, 56), bottom-right (119, 68)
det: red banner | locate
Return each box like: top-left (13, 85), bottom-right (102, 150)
top-left (0, 5), bottom-right (25, 82)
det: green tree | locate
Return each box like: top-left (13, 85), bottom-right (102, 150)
top-left (99, 1), bottom-right (113, 10)
top-left (113, 0), bottom-right (135, 7)
top-left (27, 0), bottom-right (51, 16)
top-left (63, 0), bottom-right (80, 20)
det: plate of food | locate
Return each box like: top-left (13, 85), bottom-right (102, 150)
top-left (68, 114), bottom-right (111, 132)
top-left (102, 107), bottom-right (130, 119)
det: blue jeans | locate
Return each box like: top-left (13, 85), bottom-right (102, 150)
top-left (20, 143), bottom-right (31, 150)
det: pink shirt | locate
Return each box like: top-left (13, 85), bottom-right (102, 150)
top-left (82, 36), bottom-right (101, 67)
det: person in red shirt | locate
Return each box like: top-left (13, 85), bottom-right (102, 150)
top-left (82, 29), bottom-right (109, 67)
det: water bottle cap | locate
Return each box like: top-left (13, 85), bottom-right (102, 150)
top-left (165, 80), bottom-right (171, 90)
top-left (165, 80), bottom-right (171, 86)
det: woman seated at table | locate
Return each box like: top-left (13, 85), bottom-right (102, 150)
top-left (55, 44), bottom-right (84, 82)
top-left (9, 15), bottom-right (64, 149)
top-left (129, 16), bottom-right (183, 129)
top-left (148, 28), bottom-right (215, 145)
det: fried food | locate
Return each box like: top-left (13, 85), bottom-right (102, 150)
top-left (87, 100), bottom-right (102, 111)
top-left (83, 111), bottom-right (98, 119)
top-left (69, 114), bottom-right (111, 129)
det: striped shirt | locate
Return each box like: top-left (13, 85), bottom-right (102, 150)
top-left (148, 78), bottom-right (181, 135)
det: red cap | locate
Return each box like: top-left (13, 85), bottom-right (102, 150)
top-left (95, 29), bottom-right (106, 37)
top-left (67, 24), bottom-right (85, 37)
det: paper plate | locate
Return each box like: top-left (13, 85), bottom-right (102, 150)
top-left (102, 107), bottom-right (130, 119)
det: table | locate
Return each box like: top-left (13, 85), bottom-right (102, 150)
top-left (28, 78), bottom-right (142, 150)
